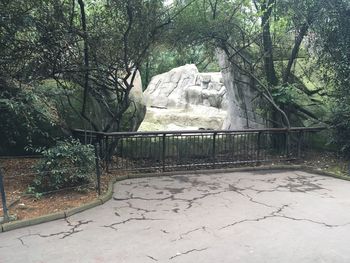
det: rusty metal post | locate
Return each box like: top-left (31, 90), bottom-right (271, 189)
top-left (0, 171), bottom-right (9, 222)
top-left (257, 131), bottom-right (262, 162)
top-left (297, 130), bottom-right (304, 159)
top-left (285, 129), bottom-right (290, 158)
top-left (105, 135), bottom-right (109, 173)
top-left (94, 144), bottom-right (101, 195)
top-left (212, 132), bottom-right (217, 167)
top-left (162, 133), bottom-right (166, 172)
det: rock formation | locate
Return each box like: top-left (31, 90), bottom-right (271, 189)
top-left (216, 49), bottom-right (265, 129)
top-left (139, 64), bottom-right (265, 131)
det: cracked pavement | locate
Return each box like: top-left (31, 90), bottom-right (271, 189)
top-left (2, 170), bottom-right (350, 262)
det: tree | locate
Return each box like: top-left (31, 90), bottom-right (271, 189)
top-left (0, 0), bottom-right (171, 153)
top-left (42, 0), bottom-right (170, 132)
top-left (0, 0), bottom-right (62, 154)
top-left (164, 0), bottom-right (327, 128)
top-left (314, 0), bottom-right (350, 153)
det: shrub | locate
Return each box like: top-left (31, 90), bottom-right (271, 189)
top-left (0, 81), bottom-right (60, 155)
top-left (31, 139), bottom-right (95, 194)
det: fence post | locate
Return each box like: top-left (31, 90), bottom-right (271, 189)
top-left (212, 132), bottom-right (217, 167)
top-left (94, 144), bottom-right (101, 195)
top-left (0, 171), bottom-right (9, 222)
top-left (285, 129), bottom-right (290, 158)
top-left (297, 130), bottom-right (303, 159)
top-left (257, 131), bottom-right (262, 162)
top-left (162, 133), bottom-right (166, 172)
top-left (105, 135), bottom-right (110, 173)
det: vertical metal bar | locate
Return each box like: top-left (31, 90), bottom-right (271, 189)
top-left (239, 133), bottom-right (242, 161)
top-left (212, 132), bottom-right (217, 167)
top-left (120, 137), bottom-right (124, 169)
top-left (162, 134), bottom-right (166, 172)
top-left (94, 144), bottom-right (101, 195)
top-left (140, 135), bottom-right (144, 168)
top-left (232, 134), bottom-right (235, 162)
top-left (244, 133), bottom-right (247, 160)
top-left (173, 135), bottom-right (176, 168)
top-left (105, 136), bottom-right (109, 173)
top-left (257, 131), bottom-right (262, 162)
top-left (201, 134), bottom-right (205, 162)
top-left (216, 134), bottom-right (219, 165)
top-left (187, 135), bottom-right (190, 167)
top-left (178, 135), bottom-right (180, 167)
top-left (196, 135), bottom-right (199, 166)
top-left (224, 133), bottom-right (228, 160)
top-left (150, 136), bottom-right (153, 168)
top-left (234, 134), bottom-right (238, 162)
top-left (285, 130), bottom-right (290, 158)
top-left (237, 133), bottom-right (243, 161)
top-left (0, 172), bottom-right (9, 222)
top-left (297, 130), bottom-right (303, 159)
top-left (246, 133), bottom-right (249, 161)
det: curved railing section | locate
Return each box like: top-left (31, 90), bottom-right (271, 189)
top-left (72, 127), bottom-right (326, 173)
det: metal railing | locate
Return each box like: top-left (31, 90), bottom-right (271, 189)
top-left (0, 172), bottom-right (9, 222)
top-left (73, 127), bottom-right (325, 173)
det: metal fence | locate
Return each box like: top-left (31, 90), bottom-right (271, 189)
top-left (73, 127), bottom-right (324, 173)
top-left (0, 155), bottom-right (102, 223)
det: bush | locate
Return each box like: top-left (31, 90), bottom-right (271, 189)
top-left (0, 81), bottom-right (60, 155)
top-left (31, 139), bottom-right (95, 194)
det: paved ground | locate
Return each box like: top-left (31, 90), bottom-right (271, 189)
top-left (2, 170), bottom-right (350, 263)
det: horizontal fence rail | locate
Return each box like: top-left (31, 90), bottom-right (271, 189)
top-left (72, 127), bottom-right (325, 173)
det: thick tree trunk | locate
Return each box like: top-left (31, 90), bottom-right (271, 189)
top-left (260, 0), bottom-right (282, 128)
top-left (261, 0), bottom-right (278, 87)
top-left (283, 22), bottom-right (310, 84)
top-left (77, 0), bottom-right (99, 131)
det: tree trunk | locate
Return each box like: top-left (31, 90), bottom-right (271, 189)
top-left (261, 0), bottom-right (278, 87)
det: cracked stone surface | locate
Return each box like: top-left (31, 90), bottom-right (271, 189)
top-left (2, 170), bottom-right (350, 262)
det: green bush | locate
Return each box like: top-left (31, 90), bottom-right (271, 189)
top-left (31, 139), bottom-right (95, 194)
top-left (0, 80), bottom-right (61, 155)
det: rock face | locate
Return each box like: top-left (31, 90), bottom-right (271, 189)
top-left (216, 49), bottom-right (265, 129)
top-left (139, 64), bottom-right (264, 131)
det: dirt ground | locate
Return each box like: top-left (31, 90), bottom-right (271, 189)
top-left (0, 151), bottom-right (348, 221)
top-left (0, 158), bottom-right (115, 220)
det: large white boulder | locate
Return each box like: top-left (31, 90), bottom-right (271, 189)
top-left (139, 64), bottom-right (264, 131)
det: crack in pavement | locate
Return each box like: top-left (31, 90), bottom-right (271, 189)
top-left (219, 174), bottom-right (335, 201)
top-left (114, 177), bottom-right (281, 215)
top-left (17, 234), bottom-right (35, 247)
top-left (220, 204), bottom-right (349, 230)
top-left (222, 173), bottom-right (330, 194)
top-left (114, 201), bottom-right (157, 214)
top-left (114, 189), bottom-right (241, 211)
top-left (112, 172), bottom-right (340, 234)
top-left (147, 255), bottom-right (158, 261)
top-left (16, 219), bottom-right (93, 247)
top-left (171, 226), bottom-right (207, 242)
top-left (103, 215), bottom-right (163, 231)
top-left (228, 184), bottom-right (275, 208)
top-left (39, 219), bottom-right (93, 239)
top-left (220, 204), bottom-right (290, 230)
top-left (169, 247), bottom-right (209, 260)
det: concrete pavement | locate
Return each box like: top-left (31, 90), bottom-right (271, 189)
top-left (2, 170), bottom-right (350, 262)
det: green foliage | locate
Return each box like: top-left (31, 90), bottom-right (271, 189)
top-left (140, 44), bottom-right (219, 87)
top-left (31, 139), bottom-right (95, 194)
top-left (314, 0), bottom-right (350, 154)
top-left (1, 0), bottom-right (168, 141)
top-left (272, 84), bottom-right (301, 104)
top-left (0, 80), bottom-right (60, 155)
